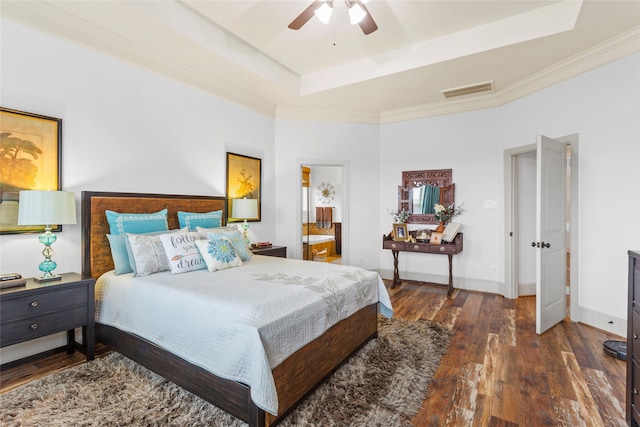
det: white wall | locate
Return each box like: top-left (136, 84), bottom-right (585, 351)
top-left (0, 19), bottom-right (276, 362)
top-left (380, 52), bottom-right (640, 334)
top-left (274, 119), bottom-right (380, 267)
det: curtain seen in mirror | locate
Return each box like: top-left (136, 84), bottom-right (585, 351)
top-left (420, 185), bottom-right (440, 214)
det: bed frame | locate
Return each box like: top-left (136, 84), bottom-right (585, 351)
top-left (81, 191), bottom-right (378, 426)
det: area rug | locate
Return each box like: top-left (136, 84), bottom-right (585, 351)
top-left (0, 317), bottom-right (450, 427)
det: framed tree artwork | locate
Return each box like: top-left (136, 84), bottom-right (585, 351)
top-left (0, 108), bottom-right (62, 234)
top-left (226, 152), bottom-right (261, 223)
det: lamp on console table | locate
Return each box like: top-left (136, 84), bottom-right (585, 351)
top-left (232, 198), bottom-right (258, 245)
top-left (17, 190), bottom-right (77, 282)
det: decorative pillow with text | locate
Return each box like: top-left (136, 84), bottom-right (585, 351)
top-left (160, 231), bottom-right (205, 274)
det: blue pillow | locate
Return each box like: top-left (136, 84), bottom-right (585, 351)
top-left (177, 210), bottom-right (223, 230)
top-left (107, 234), bottom-right (133, 275)
top-left (106, 209), bottom-right (169, 235)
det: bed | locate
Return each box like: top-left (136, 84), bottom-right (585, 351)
top-left (81, 191), bottom-right (392, 427)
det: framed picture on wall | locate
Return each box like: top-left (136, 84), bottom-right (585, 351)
top-left (0, 108), bottom-right (62, 234)
top-left (393, 223), bottom-right (408, 241)
top-left (226, 152), bottom-right (261, 223)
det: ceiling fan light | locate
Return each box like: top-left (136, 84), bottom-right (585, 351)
top-left (315, 2), bottom-right (333, 24)
top-left (348, 3), bottom-right (366, 24)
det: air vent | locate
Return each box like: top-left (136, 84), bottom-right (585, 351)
top-left (441, 81), bottom-right (494, 99)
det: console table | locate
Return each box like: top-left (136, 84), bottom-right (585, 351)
top-left (382, 233), bottom-right (463, 296)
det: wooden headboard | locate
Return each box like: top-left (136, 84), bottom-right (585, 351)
top-left (81, 191), bottom-right (227, 279)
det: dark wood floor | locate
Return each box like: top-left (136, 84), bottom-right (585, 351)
top-left (1, 281), bottom-right (627, 426)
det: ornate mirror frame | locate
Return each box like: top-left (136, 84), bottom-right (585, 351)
top-left (398, 169), bottom-right (454, 224)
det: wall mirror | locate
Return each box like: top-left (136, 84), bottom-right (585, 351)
top-left (398, 169), bottom-right (454, 224)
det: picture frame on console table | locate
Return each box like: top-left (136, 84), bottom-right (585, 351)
top-left (0, 108), bottom-right (62, 234)
top-left (430, 232), bottom-right (443, 244)
top-left (393, 223), bottom-right (408, 241)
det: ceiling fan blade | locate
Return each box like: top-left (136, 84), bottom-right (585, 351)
top-left (358, 2), bottom-right (378, 35)
top-left (288, 0), bottom-right (325, 30)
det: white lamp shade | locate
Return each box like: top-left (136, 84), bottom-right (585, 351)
top-left (314, 2), bottom-right (333, 24)
top-left (17, 190), bottom-right (77, 226)
top-left (232, 198), bottom-right (258, 219)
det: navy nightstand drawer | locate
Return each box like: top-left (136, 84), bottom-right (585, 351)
top-left (1, 287), bottom-right (87, 320)
top-left (1, 306), bottom-right (88, 347)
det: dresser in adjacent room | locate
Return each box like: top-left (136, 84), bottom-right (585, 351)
top-left (628, 250), bottom-right (640, 426)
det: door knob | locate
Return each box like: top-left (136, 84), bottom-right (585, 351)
top-left (542, 242), bottom-right (550, 248)
top-left (531, 242), bottom-right (540, 248)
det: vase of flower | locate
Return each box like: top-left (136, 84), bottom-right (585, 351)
top-left (433, 203), bottom-right (463, 233)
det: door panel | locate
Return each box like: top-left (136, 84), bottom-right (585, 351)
top-left (536, 135), bottom-right (567, 334)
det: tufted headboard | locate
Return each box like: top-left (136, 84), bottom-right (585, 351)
top-left (81, 191), bottom-right (227, 279)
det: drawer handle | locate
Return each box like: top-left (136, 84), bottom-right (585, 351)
top-left (440, 246), bottom-right (446, 252)
top-left (413, 245), bottom-right (420, 250)
top-left (30, 323), bottom-right (38, 330)
top-left (635, 388), bottom-right (639, 395)
top-left (391, 244), bottom-right (397, 249)
top-left (30, 301), bottom-right (39, 307)
top-left (635, 333), bottom-right (638, 340)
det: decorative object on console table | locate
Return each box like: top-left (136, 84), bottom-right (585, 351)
top-left (0, 272), bottom-right (95, 366)
top-left (433, 202), bottom-right (463, 233)
top-left (251, 245), bottom-right (287, 258)
top-left (231, 198), bottom-right (258, 245)
top-left (627, 250), bottom-right (640, 427)
top-left (382, 232), bottom-right (463, 296)
top-left (17, 190), bottom-right (77, 282)
top-left (393, 223), bottom-right (408, 241)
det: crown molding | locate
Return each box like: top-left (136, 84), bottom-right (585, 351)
top-left (379, 26), bottom-right (640, 124)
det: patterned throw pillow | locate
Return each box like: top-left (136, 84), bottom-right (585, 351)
top-left (106, 209), bottom-right (168, 235)
top-left (196, 226), bottom-right (253, 262)
top-left (177, 210), bottom-right (223, 230)
top-left (126, 233), bottom-right (171, 276)
top-left (195, 234), bottom-right (243, 272)
top-left (159, 231), bottom-right (205, 274)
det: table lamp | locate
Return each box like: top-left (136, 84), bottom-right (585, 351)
top-left (232, 198), bottom-right (258, 245)
top-left (17, 190), bottom-right (77, 282)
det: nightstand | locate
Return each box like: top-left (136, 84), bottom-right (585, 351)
top-left (0, 272), bottom-right (95, 363)
top-left (250, 245), bottom-right (287, 258)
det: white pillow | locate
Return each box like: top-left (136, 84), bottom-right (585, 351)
top-left (195, 234), bottom-right (243, 272)
top-left (159, 231), bottom-right (205, 274)
top-left (125, 228), bottom-right (187, 276)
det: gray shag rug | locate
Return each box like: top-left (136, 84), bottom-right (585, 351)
top-left (1, 317), bottom-right (450, 427)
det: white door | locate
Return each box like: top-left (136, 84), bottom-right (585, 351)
top-left (535, 135), bottom-right (567, 334)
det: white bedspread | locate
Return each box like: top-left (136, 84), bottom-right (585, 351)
top-left (95, 255), bottom-right (393, 415)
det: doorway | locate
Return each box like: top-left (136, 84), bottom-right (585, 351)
top-left (504, 134), bottom-right (579, 328)
top-left (300, 164), bottom-right (345, 265)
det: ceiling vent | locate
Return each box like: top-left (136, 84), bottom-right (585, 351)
top-left (441, 81), bottom-right (494, 99)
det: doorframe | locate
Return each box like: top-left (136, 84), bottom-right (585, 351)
top-left (503, 134), bottom-right (579, 321)
top-left (295, 159), bottom-right (350, 265)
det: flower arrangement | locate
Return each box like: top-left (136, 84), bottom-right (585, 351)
top-left (388, 208), bottom-right (410, 223)
top-left (433, 203), bottom-right (463, 223)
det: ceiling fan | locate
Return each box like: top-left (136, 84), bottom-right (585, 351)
top-left (288, 0), bottom-right (378, 35)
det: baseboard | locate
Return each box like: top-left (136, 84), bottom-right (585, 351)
top-left (576, 306), bottom-right (626, 338)
top-left (518, 282), bottom-right (536, 296)
top-left (377, 269), bottom-right (501, 295)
